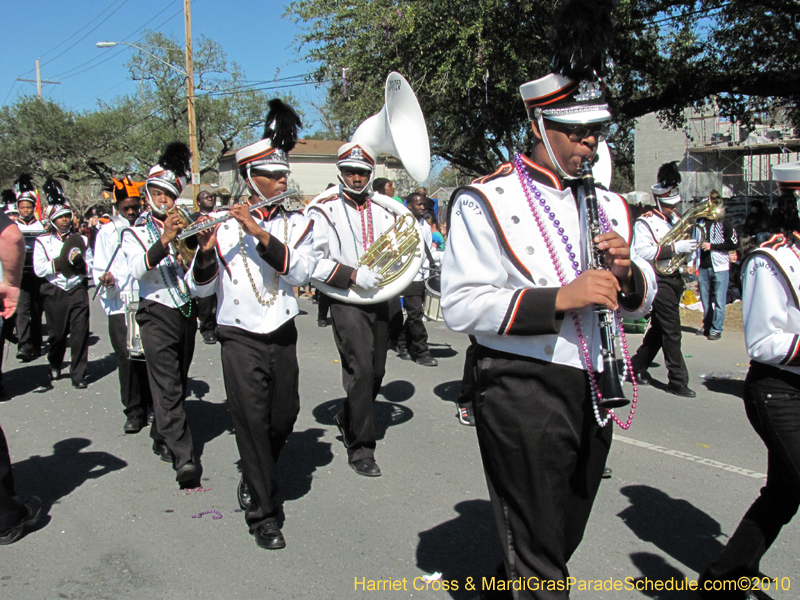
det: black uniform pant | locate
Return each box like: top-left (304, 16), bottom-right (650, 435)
top-left (474, 345), bottom-right (612, 600)
top-left (317, 290), bottom-right (331, 323)
top-left (456, 337), bottom-right (478, 408)
top-left (136, 299), bottom-right (196, 470)
top-left (701, 366), bottom-right (800, 595)
top-left (387, 295), bottom-right (403, 349)
top-left (397, 281), bottom-right (430, 358)
top-left (41, 281), bottom-right (89, 384)
top-left (329, 298), bottom-right (390, 462)
top-left (108, 313), bottom-right (152, 421)
top-left (0, 424), bottom-right (26, 534)
top-left (631, 274), bottom-right (689, 386)
top-left (196, 295), bottom-right (217, 336)
top-left (16, 273), bottom-right (43, 355)
top-left (218, 322), bottom-right (300, 532)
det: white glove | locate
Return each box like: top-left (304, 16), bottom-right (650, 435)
top-left (354, 266), bottom-right (384, 290)
top-left (674, 239), bottom-right (699, 254)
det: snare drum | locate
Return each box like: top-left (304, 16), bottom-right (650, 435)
top-left (120, 291), bottom-right (145, 360)
top-left (423, 274), bottom-right (443, 322)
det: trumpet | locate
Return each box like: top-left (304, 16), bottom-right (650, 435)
top-left (176, 189), bottom-right (298, 241)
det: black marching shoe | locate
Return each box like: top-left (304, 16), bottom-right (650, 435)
top-left (415, 354), bottom-right (439, 367)
top-left (72, 380), bottom-right (88, 390)
top-left (0, 496), bottom-right (43, 545)
top-left (176, 462), bottom-right (202, 488)
top-left (667, 382), bottom-right (697, 398)
top-left (350, 457), bottom-right (382, 477)
top-left (152, 441), bottom-right (174, 463)
top-left (333, 412), bottom-right (353, 449)
top-left (16, 349), bottom-right (35, 363)
top-left (124, 416), bottom-right (145, 434)
top-left (253, 520), bottom-right (286, 550)
top-left (201, 332), bottom-right (217, 345)
top-left (49, 365), bottom-right (61, 382)
top-left (317, 319), bottom-right (329, 328)
top-left (630, 370), bottom-right (653, 386)
top-left (602, 467), bottom-right (613, 479)
top-left (397, 349), bottom-right (412, 361)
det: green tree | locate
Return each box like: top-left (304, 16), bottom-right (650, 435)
top-left (287, 0), bottom-right (799, 190)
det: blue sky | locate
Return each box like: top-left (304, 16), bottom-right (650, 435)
top-left (1, 0), bottom-right (324, 125)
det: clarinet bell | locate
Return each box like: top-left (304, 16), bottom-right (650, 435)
top-left (597, 360), bottom-right (630, 410)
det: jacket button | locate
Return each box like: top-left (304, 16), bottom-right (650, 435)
top-left (234, 299), bottom-right (239, 305)
top-left (512, 216), bottom-right (520, 224)
top-left (538, 278), bottom-right (547, 286)
top-left (233, 279), bottom-right (238, 285)
top-left (545, 346), bottom-right (554, 356)
top-left (281, 290), bottom-right (286, 296)
top-left (224, 224), bottom-right (229, 230)
top-left (612, 218), bottom-right (619, 226)
top-left (235, 318), bottom-right (240, 324)
top-left (286, 309), bottom-right (290, 314)
top-left (526, 246), bottom-right (535, 254)
top-left (495, 187), bottom-right (504, 194)
top-left (155, 294), bottom-right (160, 299)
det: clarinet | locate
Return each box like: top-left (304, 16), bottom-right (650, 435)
top-left (581, 158), bottom-right (630, 409)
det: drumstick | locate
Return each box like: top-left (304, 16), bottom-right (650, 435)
top-left (91, 229), bottom-right (131, 301)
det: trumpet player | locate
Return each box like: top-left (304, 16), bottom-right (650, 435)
top-left (188, 100), bottom-right (316, 550)
top-left (33, 188), bottom-right (93, 389)
top-left (92, 177), bottom-right (152, 434)
top-left (629, 161), bottom-right (698, 397)
top-left (121, 142), bottom-right (201, 488)
top-left (308, 143), bottom-right (398, 477)
top-left (440, 20), bottom-right (656, 594)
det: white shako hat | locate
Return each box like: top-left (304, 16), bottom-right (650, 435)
top-left (47, 202), bottom-right (73, 222)
top-left (336, 142), bottom-right (377, 171)
top-left (773, 161), bottom-right (800, 194)
top-left (147, 142), bottom-right (191, 199)
top-left (519, 73), bottom-right (611, 124)
top-left (651, 161), bottom-right (682, 206)
top-left (236, 99), bottom-right (302, 175)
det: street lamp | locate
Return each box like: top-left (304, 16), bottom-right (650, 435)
top-left (97, 37), bottom-right (201, 209)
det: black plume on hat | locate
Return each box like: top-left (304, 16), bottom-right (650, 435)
top-left (14, 173), bottom-right (35, 197)
top-left (263, 99), bottom-right (302, 153)
top-left (550, 0), bottom-right (617, 80)
top-left (657, 161), bottom-right (682, 188)
top-left (2, 189), bottom-right (15, 208)
top-left (158, 142), bottom-right (191, 178)
top-left (44, 177), bottom-right (68, 204)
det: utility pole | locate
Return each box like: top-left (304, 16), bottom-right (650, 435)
top-left (184, 0), bottom-right (201, 211)
top-left (16, 58), bottom-right (60, 100)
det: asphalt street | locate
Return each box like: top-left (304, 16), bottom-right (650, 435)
top-left (0, 295), bottom-right (794, 600)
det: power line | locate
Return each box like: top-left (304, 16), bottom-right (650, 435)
top-left (2, 81), bottom-right (18, 106)
top-left (50, 0), bottom-right (181, 80)
top-left (42, 0), bottom-right (131, 69)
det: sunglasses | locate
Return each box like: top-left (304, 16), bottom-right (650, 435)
top-left (254, 170), bottom-right (290, 180)
top-left (546, 120), bottom-right (610, 143)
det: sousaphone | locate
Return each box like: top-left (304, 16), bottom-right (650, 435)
top-left (311, 72), bottom-right (431, 305)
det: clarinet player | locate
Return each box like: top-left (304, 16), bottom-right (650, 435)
top-left (440, 1), bottom-right (656, 594)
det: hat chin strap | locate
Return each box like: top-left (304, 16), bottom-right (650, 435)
top-left (337, 168), bottom-right (374, 197)
top-left (536, 113), bottom-right (578, 182)
top-left (145, 185), bottom-right (167, 217)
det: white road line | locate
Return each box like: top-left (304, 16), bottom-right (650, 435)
top-left (613, 434), bottom-right (766, 479)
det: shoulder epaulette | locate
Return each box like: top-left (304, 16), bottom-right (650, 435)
top-left (472, 163), bottom-right (514, 185)
top-left (318, 194), bottom-right (339, 204)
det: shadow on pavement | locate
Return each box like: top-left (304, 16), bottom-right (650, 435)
top-left (88, 353), bottom-right (117, 383)
top-left (433, 380), bottom-right (461, 405)
top-left (618, 485), bottom-right (725, 574)
top-left (12, 438), bottom-right (127, 517)
top-left (184, 397), bottom-right (234, 460)
top-left (381, 380), bottom-right (415, 403)
top-left (187, 377), bottom-right (211, 400)
top-left (701, 378), bottom-right (745, 398)
top-left (3, 362), bottom-right (55, 397)
top-left (627, 552), bottom-right (698, 599)
top-left (416, 499), bottom-right (503, 600)
top-left (430, 343), bottom-right (458, 359)
top-left (278, 428), bottom-right (334, 502)
top-left (312, 398), bottom-right (413, 443)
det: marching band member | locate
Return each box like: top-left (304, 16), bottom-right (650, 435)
top-left (189, 100), bottom-right (316, 549)
top-left (121, 142), bottom-right (200, 488)
top-left (396, 192), bottom-right (440, 366)
top-left (92, 177), bottom-right (152, 434)
top-left (629, 162), bottom-right (698, 397)
top-left (191, 190), bottom-right (218, 345)
top-left (33, 188), bottom-right (93, 389)
top-left (440, 3), bottom-right (656, 593)
top-left (699, 162), bottom-right (800, 598)
top-left (308, 143), bottom-right (398, 477)
top-left (12, 175), bottom-right (45, 363)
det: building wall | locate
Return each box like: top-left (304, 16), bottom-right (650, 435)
top-left (634, 112), bottom-right (687, 194)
